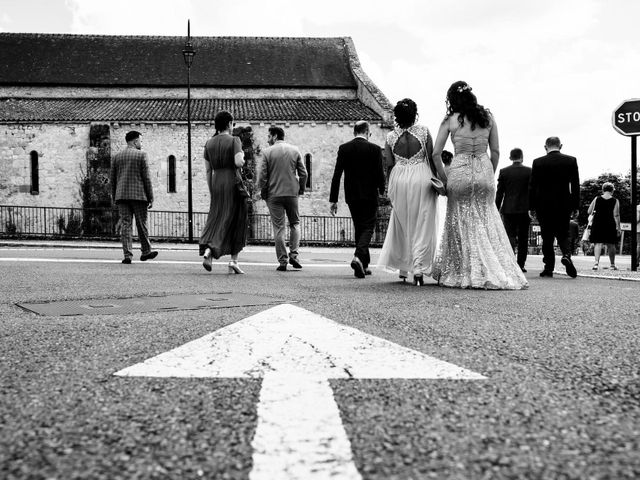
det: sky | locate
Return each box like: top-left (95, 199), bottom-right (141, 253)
top-left (1, 0), bottom-right (639, 180)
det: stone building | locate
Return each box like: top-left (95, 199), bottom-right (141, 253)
top-left (0, 33), bottom-right (393, 222)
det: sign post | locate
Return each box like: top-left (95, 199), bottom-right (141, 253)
top-left (612, 99), bottom-right (640, 271)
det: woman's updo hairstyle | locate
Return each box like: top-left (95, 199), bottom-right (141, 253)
top-left (446, 81), bottom-right (491, 130)
top-left (214, 110), bottom-right (234, 133)
top-left (394, 98), bottom-right (418, 129)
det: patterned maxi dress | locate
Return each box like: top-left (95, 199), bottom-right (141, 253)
top-left (199, 133), bottom-right (248, 258)
top-left (378, 125), bottom-right (440, 278)
top-left (431, 119), bottom-right (528, 289)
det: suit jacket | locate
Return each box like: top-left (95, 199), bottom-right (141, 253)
top-left (329, 137), bottom-right (385, 204)
top-left (529, 150), bottom-right (579, 215)
top-left (110, 146), bottom-right (154, 203)
top-left (495, 163), bottom-right (532, 214)
top-left (258, 141), bottom-right (307, 198)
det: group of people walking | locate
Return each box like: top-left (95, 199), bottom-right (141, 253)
top-left (331, 81), bottom-right (580, 290)
top-left (111, 80), bottom-right (615, 290)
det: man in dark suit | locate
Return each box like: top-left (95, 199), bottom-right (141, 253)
top-left (110, 131), bottom-right (157, 264)
top-left (329, 121), bottom-right (386, 278)
top-left (496, 148), bottom-right (531, 272)
top-left (529, 137), bottom-right (580, 278)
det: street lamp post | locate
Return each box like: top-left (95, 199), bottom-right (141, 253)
top-left (182, 20), bottom-right (196, 242)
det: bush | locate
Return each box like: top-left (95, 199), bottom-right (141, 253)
top-left (57, 212), bottom-right (83, 235)
top-left (5, 219), bottom-right (17, 235)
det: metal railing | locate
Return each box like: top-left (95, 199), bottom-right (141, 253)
top-left (0, 204), bottom-right (388, 246)
top-left (4, 204), bottom-right (608, 254)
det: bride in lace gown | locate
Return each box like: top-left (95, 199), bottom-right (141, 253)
top-left (378, 99), bottom-right (447, 285)
top-left (431, 81), bottom-right (528, 290)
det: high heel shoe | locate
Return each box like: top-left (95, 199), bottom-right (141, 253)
top-left (228, 261), bottom-right (245, 274)
top-left (202, 249), bottom-right (212, 272)
top-left (413, 274), bottom-right (424, 286)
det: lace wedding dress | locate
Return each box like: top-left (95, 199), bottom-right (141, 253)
top-left (431, 120), bottom-right (528, 289)
top-left (378, 125), bottom-right (440, 279)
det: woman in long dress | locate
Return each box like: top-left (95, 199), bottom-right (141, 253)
top-left (431, 81), bottom-right (528, 290)
top-left (199, 110), bottom-right (248, 273)
top-left (378, 99), bottom-right (447, 285)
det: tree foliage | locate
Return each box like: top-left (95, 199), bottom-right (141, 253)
top-left (233, 125), bottom-right (260, 215)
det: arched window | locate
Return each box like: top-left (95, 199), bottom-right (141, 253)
top-left (167, 155), bottom-right (176, 193)
top-left (304, 153), bottom-right (312, 190)
top-left (30, 151), bottom-right (39, 194)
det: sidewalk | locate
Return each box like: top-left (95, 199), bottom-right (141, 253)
top-left (560, 254), bottom-right (640, 281)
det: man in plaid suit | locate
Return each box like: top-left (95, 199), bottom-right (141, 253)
top-left (110, 131), bottom-right (158, 264)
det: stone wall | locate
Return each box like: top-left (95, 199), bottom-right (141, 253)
top-left (0, 123), bottom-right (89, 206)
top-left (1, 121), bottom-right (390, 217)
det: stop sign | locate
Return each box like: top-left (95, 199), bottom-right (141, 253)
top-left (613, 99), bottom-right (640, 136)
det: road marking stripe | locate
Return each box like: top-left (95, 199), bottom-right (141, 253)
top-left (250, 373), bottom-right (362, 480)
top-left (0, 258), bottom-right (353, 268)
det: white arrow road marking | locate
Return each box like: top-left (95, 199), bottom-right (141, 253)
top-left (115, 304), bottom-right (485, 479)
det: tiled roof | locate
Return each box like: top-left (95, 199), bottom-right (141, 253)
top-left (0, 98), bottom-right (382, 123)
top-left (0, 33), bottom-right (356, 88)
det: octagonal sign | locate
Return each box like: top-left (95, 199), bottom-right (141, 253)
top-left (613, 99), bottom-right (640, 136)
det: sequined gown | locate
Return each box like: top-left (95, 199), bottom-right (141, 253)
top-left (378, 125), bottom-right (440, 278)
top-left (431, 119), bottom-right (528, 289)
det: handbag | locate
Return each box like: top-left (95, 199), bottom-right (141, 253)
top-left (427, 154), bottom-right (446, 196)
top-left (235, 169), bottom-right (250, 198)
top-left (430, 177), bottom-right (447, 196)
top-left (581, 210), bottom-right (595, 242)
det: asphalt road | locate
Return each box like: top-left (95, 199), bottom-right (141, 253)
top-left (0, 242), bottom-right (639, 479)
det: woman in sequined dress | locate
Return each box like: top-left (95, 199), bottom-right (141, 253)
top-left (431, 81), bottom-right (527, 289)
top-left (378, 99), bottom-right (447, 285)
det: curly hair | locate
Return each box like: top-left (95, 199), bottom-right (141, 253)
top-left (445, 81), bottom-right (491, 130)
top-left (393, 98), bottom-right (418, 129)
top-left (214, 110), bottom-right (234, 133)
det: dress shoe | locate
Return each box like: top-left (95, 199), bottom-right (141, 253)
top-left (561, 256), bottom-right (577, 278)
top-left (350, 257), bottom-right (365, 278)
top-left (228, 261), bottom-right (245, 274)
top-left (364, 268), bottom-right (372, 275)
top-left (413, 274), bottom-right (424, 286)
top-left (122, 258), bottom-right (132, 264)
top-left (140, 251), bottom-right (158, 261)
top-left (519, 266), bottom-right (527, 273)
top-left (288, 257), bottom-right (302, 269)
top-left (276, 264), bottom-right (287, 271)
top-left (539, 270), bottom-right (553, 278)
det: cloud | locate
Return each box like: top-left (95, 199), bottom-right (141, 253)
top-left (65, 0), bottom-right (196, 35)
top-left (0, 13), bottom-right (12, 31)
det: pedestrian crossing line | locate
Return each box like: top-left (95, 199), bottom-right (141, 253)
top-left (115, 304), bottom-right (485, 478)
